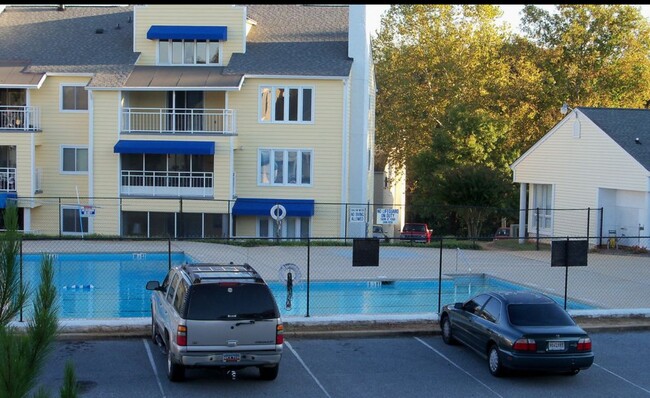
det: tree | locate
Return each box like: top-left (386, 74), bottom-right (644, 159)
top-left (0, 204), bottom-right (78, 398)
top-left (520, 4), bottom-right (650, 108)
top-left (411, 164), bottom-right (517, 238)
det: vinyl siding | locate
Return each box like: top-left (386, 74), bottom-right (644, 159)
top-left (133, 5), bottom-right (246, 66)
top-left (92, 90), bottom-right (121, 234)
top-left (29, 76), bottom-right (90, 198)
top-left (513, 115), bottom-right (649, 238)
top-left (230, 78), bottom-right (345, 237)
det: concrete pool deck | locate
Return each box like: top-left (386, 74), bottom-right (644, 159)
top-left (16, 239), bottom-right (650, 337)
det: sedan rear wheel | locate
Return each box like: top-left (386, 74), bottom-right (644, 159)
top-left (441, 316), bottom-right (457, 345)
top-left (488, 345), bottom-right (504, 377)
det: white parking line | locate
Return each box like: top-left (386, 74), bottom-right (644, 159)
top-left (593, 363), bottom-right (650, 394)
top-left (143, 339), bottom-right (167, 398)
top-left (414, 337), bottom-right (504, 398)
top-left (285, 340), bottom-right (332, 398)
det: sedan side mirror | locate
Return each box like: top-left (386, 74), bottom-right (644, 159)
top-left (454, 302), bottom-right (463, 310)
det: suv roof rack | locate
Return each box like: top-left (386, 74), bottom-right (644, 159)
top-left (181, 262), bottom-right (264, 284)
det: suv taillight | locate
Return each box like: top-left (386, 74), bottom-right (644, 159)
top-left (577, 337), bottom-right (592, 351)
top-left (276, 323), bottom-right (284, 344)
top-left (177, 325), bottom-right (187, 346)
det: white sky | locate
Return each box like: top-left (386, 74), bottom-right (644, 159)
top-left (367, 4), bottom-right (650, 35)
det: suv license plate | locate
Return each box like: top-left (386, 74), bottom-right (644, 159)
top-left (222, 353), bottom-right (241, 363)
top-left (547, 341), bottom-right (565, 351)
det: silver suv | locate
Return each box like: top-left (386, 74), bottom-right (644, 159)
top-left (146, 263), bottom-right (283, 382)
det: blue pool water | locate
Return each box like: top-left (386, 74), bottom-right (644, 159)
top-left (20, 253), bottom-right (595, 319)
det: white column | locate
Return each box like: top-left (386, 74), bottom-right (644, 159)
top-left (518, 183), bottom-right (527, 244)
top-left (645, 183), bottom-right (650, 248)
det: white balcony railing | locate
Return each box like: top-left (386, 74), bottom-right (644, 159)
top-left (0, 167), bottom-right (16, 192)
top-left (121, 107), bottom-right (236, 134)
top-left (0, 106), bottom-right (41, 131)
top-left (120, 170), bottom-right (214, 197)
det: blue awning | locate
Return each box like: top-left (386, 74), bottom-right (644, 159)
top-left (113, 140), bottom-right (215, 155)
top-left (147, 25), bottom-right (228, 41)
top-left (232, 198), bottom-right (315, 217)
top-left (0, 192), bottom-right (17, 209)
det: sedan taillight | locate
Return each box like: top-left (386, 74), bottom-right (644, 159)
top-left (276, 323), bottom-right (284, 344)
top-left (513, 338), bottom-right (537, 352)
top-left (577, 337), bottom-right (592, 351)
top-left (177, 325), bottom-right (187, 346)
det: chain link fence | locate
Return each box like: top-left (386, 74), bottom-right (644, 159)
top-left (15, 235), bottom-right (650, 321)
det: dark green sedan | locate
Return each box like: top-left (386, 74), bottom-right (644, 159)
top-left (439, 291), bottom-right (594, 377)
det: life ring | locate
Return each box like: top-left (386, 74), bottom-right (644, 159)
top-left (278, 263), bottom-right (302, 284)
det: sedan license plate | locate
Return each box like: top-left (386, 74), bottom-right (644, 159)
top-left (547, 341), bottom-right (565, 351)
top-left (222, 353), bottom-right (241, 363)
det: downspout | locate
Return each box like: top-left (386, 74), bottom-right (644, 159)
top-left (340, 77), bottom-right (350, 236)
top-left (229, 135), bottom-right (235, 238)
top-left (88, 88), bottom-right (94, 233)
top-left (27, 89), bottom-right (34, 231)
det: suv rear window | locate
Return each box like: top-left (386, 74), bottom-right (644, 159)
top-left (507, 303), bottom-right (575, 326)
top-left (185, 283), bottom-right (280, 321)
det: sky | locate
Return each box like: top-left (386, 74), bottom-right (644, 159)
top-left (367, 4), bottom-right (650, 35)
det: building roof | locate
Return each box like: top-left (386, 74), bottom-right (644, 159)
top-left (0, 5), bottom-right (138, 87)
top-left (577, 107), bottom-right (650, 172)
top-left (123, 66), bottom-right (243, 90)
top-left (0, 4), bottom-right (352, 87)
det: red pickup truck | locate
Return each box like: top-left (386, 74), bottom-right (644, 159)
top-left (400, 223), bottom-right (432, 243)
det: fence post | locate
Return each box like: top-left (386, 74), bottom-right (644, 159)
top-left (599, 207), bottom-right (604, 248)
top-left (536, 207), bottom-right (540, 251)
top-left (306, 236), bottom-right (311, 318)
top-left (587, 207), bottom-right (590, 246)
top-left (19, 237), bottom-right (23, 322)
top-left (438, 236), bottom-right (443, 313)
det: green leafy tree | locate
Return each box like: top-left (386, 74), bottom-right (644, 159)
top-left (0, 204), bottom-right (78, 398)
top-left (520, 4), bottom-right (650, 109)
top-left (411, 164), bottom-right (517, 238)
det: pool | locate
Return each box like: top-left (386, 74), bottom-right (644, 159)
top-left (269, 275), bottom-right (594, 317)
top-left (19, 253), bottom-right (595, 319)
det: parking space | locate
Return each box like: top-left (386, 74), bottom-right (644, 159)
top-left (34, 331), bottom-right (650, 397)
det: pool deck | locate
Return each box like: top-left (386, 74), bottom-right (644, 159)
top-left (16, 239), bottom-right (650, 337)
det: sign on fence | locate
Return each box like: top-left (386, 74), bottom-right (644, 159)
top-left (352, 238), bottom-right (379, 266)
top-left (551, 240), bottom-right (588, 267)
top-left (79, 205), bottom-right (96, 217)
top-left (376, 208), bottom-right (399, 224)
top-left (349, 207), bottom-right (366, 223)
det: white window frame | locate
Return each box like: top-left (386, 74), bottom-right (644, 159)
top-left (60, 205), bottom-right (90, 235)
top-left (60, 145), bottom-right (89, 174)
top-left (258, 148), bottom-right (313, 186)
top-left (60, 84), bottom-right (88, 112)
top-left (157, 39), bottom-right (222, 66)
top-left (259, 85), bottom-right (314, 123)
top-left (531, 184), bottom-right (553, 232)
top-left (257, 216), bottom-right (310, 239)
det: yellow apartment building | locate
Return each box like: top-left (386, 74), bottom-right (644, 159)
top-left (0, 4), bottom-right (381, 239)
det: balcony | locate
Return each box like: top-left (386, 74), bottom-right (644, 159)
top-left (120, 170), bottom-right (214, 197)
top-left (121, 107), bottom-right (236, 135)
top-left (0, 106), bottom-right (41, 131)
top-left (0, 168), bottom-right (16, 192)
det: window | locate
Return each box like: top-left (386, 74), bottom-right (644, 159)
top-left (158, 40), bottom-right (221, 65)
top-left (61, 85), bottom-right (88, 111)
top-left (61, 206), bottom-right (89, 234)
top-left (481, 297), bottom-right (501, 323)
top-left (463, 294), bottom-right (490, 315)
top-left (532, 184), bottom-right (552, 230)
top-left (259, 149), bottom-right (312, 186)
top-left (258, 217), bottom-right (310, 239)
top-left (61, 146), bottom-right (88, 173)
top-left (260, 86), bottom-right (313, 123)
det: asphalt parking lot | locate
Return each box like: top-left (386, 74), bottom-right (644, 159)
top-left (35, 331), bottom-right (650, 398)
